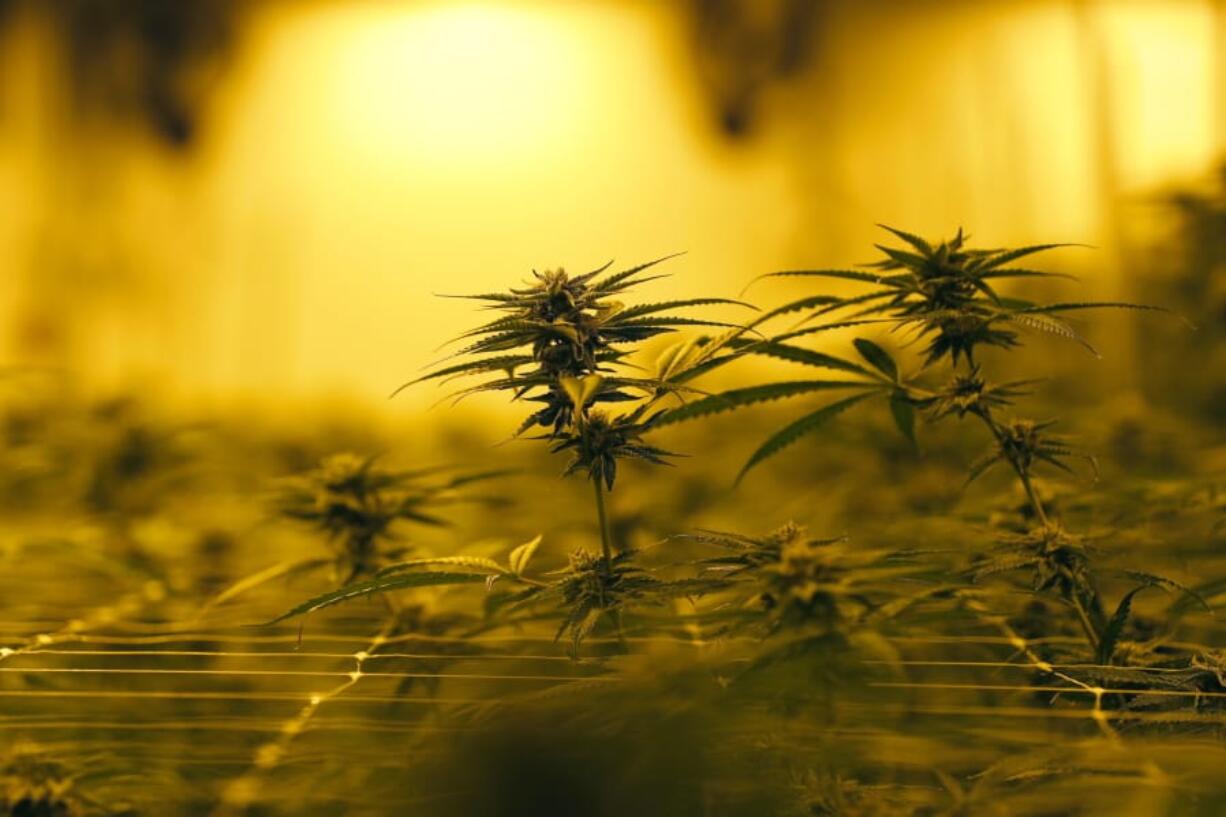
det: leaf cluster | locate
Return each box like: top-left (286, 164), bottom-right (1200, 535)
top-left (405, 258), bottom-right (756, 488)
top-left (275, 452), bottom-right (502, 583)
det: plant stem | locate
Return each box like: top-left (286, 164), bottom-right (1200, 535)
top-left (1070, 592), bottom-right (1101, 651)
top-left (972, 407), bottom-right (1051, 528)
top-left (1015, 468), bottom-right (1050, 528)
top-left (591, 478), bottom-right (628, 651)
top-left (593, 478), bottom-right (613, 565)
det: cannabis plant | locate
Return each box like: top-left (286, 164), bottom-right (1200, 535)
top-left (668, 227), bottom-right (1190, 663)
top-left (202, 452), bottom-right (501, 615)
top-left (0, 744), bottom-right (136, 817)
top-left (0, 750), bottom-right (79, 817)
top-left (692, 525), bottom-right (866, 632)
top-left (684, 523), bottom-right (942, 672)
top-left (402, 257), bottom-right (753, 562)
top-left (269, 528), bottom-right (722, 656)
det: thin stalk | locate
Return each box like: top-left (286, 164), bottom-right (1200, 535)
top-left (593, 478), bottom-right (613, 565)
top-left (591, 478), bottom-right (628, 650)
top-left (1014, 467), bottom-right (1050, 529)
top-left (971, 406), bottom-right (1051, 528)
top-left (1070, 591), bottom-right (1101, 651)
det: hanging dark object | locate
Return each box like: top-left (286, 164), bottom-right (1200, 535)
top-left (689, 0), bottom-right (824, 138)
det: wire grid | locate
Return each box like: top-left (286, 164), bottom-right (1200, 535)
top-left (2, 575), bottom-right (1224, 815)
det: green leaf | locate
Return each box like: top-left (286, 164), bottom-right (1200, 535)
top-left (613, 317), bottom-right (744, 331)
top-left (876, 224), bottom-right (933, 254)
top-left (1097, 585), bottom-right (1149, 665)
top-left (873, 244), bottom-right (928, 269)
top-left (612, 298), bottom-right (756, 322)
top-left (852, 338), bottom-right (898, 382)
top-left (889, 391), bottom-right (916, 446)
top-left (772, 318), bottom-right (895, 344)
top-left (560, 374), bottom-right (605, 411)
top-left (390, 355), bottom-right (535, 397)
top-left (979, 267), bottom-right (1079, 282)
top-left (197, 557), bottom-right (331, 618)
top-left (731, 339), bottom-right (872, 377)
top-left (736, 392), bottom-right (877, 483)
top-left (508, 535), bottom-right (543, 577)
top-left (963, 453), bottom-right (1002, 486)
top-left (1015, 301), bottom-right (1169, 316)
top-left (1108, 569), bottom-right (1212, 614)
top-left (375, 555), bottom-right (507, 578)
top-left (590, 253), bottom-right (684, 294)
top-left (655, 380), bottom-right (878, 427)
top-left (748, 269), bottom-right (888, 290)
top-left (747, 295), bottom-right (845, 327)
top-left (1007, 313), bottom-right (1099, 357)
top-left (972, 243), bottom-right (1086, 271)
top-left (266, 572), bottom-right (488, 624)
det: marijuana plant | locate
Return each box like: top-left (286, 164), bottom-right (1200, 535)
top-left (683, 522), bottom-right (943, 673)
top-left (669, 227), bottom-right (1191, 662)
top-left (0, 744), bottom-right (136, 817)
top-left (201, 452), bottom-right (501, 615)
top-left (400, 257), bottom-right (754, 562)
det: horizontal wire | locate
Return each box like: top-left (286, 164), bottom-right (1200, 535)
top-left (0, 666), bottom-right (612, 681)
top-left (862, 659), bottom-right (1204, 674)
top-left (23, 648), bottom-right (594, 663)
top-left (869, 681), bottom-right (1226, 699)
top-left (0, 690), bottom-right (486, 703)
top-left (844, 702), bottom-right (1226, 725)
top-left (0, 719), bottom-right (481, 734)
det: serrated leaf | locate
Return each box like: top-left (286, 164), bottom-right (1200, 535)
top-left (1108, 569), bottom-right (1212, 614)
top-left (746, 269), bottom-right (888, 292)
top-left (590, 253), bottom-right (684, 294)
top-left (375, 555), bottom-right (507, 578)
top-left (728, 338), bottom-right (871, 376)
top-left (612, 297), bottom-right (756, 322)
top-left (973, 243), bottom-right (1085, 271)
top-left (889, 390), bottom-right (916, 446)
top-left (736, 392), bottom-right (877, 483)
top-left (559, 374), bottom-right (605, 411)
top-left (874, 243), bottom-right (928, 269)
top-left (979, 267), bottom-right (1080, 282)
top-left (266, 572), bottom-right (488, 624)
top-left (1015, 301), bottom-right (1169, 316)
top-left (852, 338), bottom-right (898, 381)
top-left (655, 380), bottom-right (875, 427)
top-left (877, 224), bottom-right (933, 254)
top-left (508, 534), bottom-right (543, 576)
top-left (1097, 585), bottom-right (1149, 665)
top-left (197, 557), bottom-right (331, 618)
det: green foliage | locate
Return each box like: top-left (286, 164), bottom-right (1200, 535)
top-left (0, 747), bottom-right (80, 817)
top-left (689, 523), bottom-right (934, 639)
top-left (402, 259), bottom-right (760, 496)
top-left (0, 743), bottom-right (137, 817)
top-left (275, 452), bottom-right (502, 583)
top-left (693, 225), bottom-right (1164, 479)
top-left (264, 571), bottom-right (490, 624)
top-left (964, 418), bottom-right (1097, 486)
top-left (8, 225), bottom-right (1225, 816)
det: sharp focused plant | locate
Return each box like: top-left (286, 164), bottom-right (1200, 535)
top-left (669, 227), bottom-right (1201, 666)
top-left (402, 258), bottom-right (755, 561)
top-left (269, 259), bottom-right (755, 650)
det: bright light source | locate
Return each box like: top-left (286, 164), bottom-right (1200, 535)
top-left (318, 3), bottom-right (590, 172)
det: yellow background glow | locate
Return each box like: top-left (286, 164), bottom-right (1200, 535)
top-left (0, 0), bottom-right (1221, 411)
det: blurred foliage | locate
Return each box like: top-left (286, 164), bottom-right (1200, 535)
top-left (1138, 160), bottom-right (1226, 420)
top-left (0, 224), bottom-right (1223, 815)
